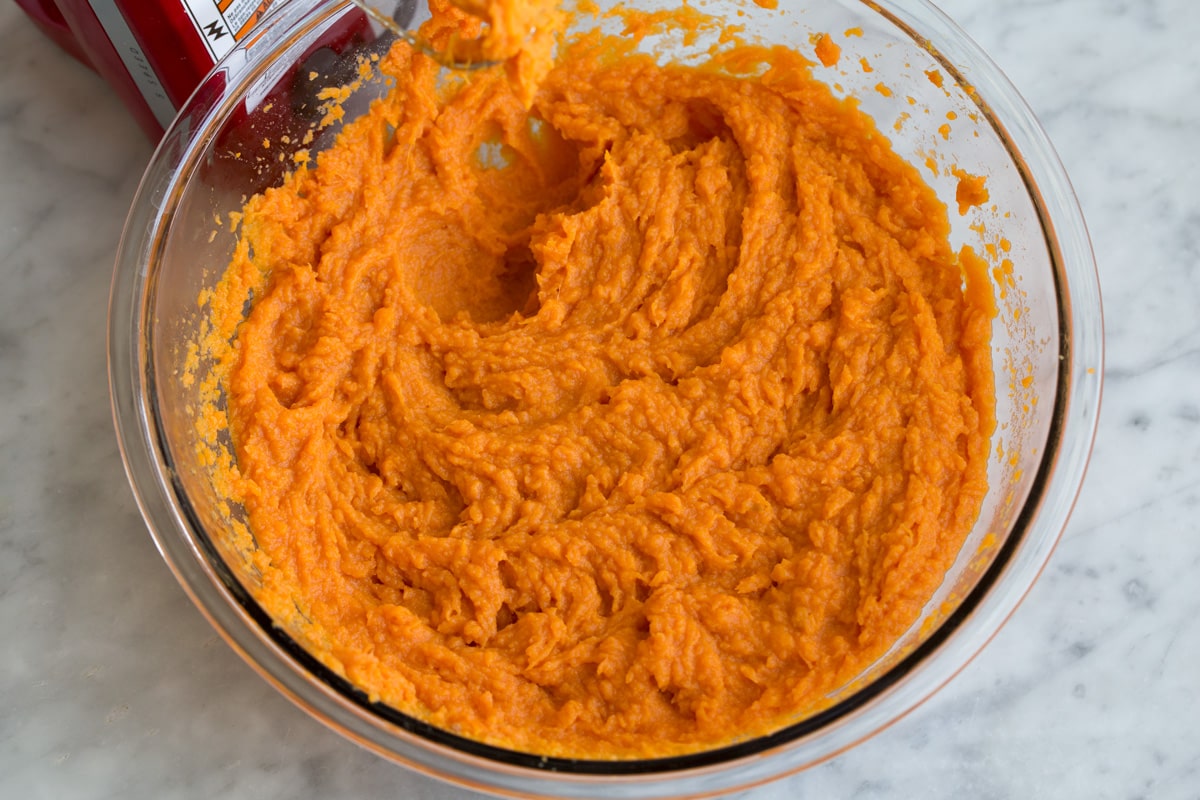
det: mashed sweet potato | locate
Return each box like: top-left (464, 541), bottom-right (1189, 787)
top-left (203, 13), bottom-right (995, 759)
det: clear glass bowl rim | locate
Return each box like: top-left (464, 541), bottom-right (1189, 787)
top-left (107, 0), bottom-right (1104, 796)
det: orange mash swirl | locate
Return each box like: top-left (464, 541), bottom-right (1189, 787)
top-left (206, 30), bottom-right (995, 758)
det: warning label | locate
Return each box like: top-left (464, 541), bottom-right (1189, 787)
top-left (182, 0), bottom-right (274, 61)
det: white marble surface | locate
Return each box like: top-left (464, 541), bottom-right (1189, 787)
top-left (1, 0), bottom-right (1197, 797)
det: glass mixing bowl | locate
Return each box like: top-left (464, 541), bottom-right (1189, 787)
top-left (108, 0), bottom-right (1102, 796)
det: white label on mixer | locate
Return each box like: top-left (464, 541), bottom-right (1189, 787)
top-left (181, 0), bottom-right (276, 61)
top-left (85, 0), bottom-right (178, 128)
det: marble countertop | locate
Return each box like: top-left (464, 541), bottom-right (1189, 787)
top-left (2, 0), bottom-right (1197, 797)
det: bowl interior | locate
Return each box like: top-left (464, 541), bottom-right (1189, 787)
top-left (130, 0), bottom-right (1070, 789)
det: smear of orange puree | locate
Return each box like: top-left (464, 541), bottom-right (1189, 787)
top-left (952, 165), bottom-right (990, 215)
top-left (202, 2), bottom-right (996, 760)
top-left (813, 31), bottom-right (840, 67)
